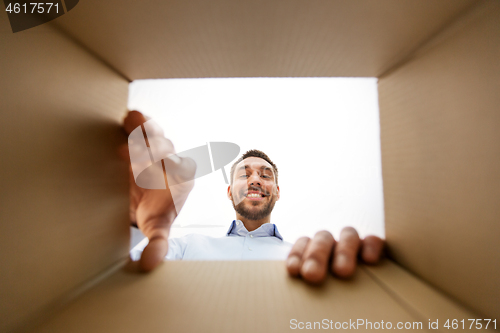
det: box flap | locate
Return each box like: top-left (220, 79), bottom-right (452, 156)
top-left (378, 0), bottom-right (500, 319)
top-left (32, 261), bottom-right (454, 333)
top-left (0, 12), bottom-right (129, 333)
top-left (52, 0), bottom-right (478, 80)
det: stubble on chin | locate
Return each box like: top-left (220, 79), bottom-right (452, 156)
top-left (232, 196), bottom-right (276, 221)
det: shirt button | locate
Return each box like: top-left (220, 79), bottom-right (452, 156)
top-left (236, 221), bottom-right (240, 225)
top-left (250, 234), bottom-right (253, 238)
top-left (248, 247), bottom-right (252, 251)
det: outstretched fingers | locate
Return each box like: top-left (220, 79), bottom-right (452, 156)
top-left (332, 227), bottom-right (361, 278)
top-left (287, 231), bottom-right (336, 284)
top-left (287, 236), bottom-right (310, 277)
top-left (360, 235), bottom-right (384, 264)
top-left (287, 227), bottom-right (385, 283)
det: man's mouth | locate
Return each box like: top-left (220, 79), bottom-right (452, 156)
top-left (244, 191), bottom-right (267, 200)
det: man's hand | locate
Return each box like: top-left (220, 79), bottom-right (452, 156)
top-left (122, 111), bottom-right (196, 272)
top-left (286, 227), bottom-right (384, 283)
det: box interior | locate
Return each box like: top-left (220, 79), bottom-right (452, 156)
top-left (1, 0), bottom-right (498, 331)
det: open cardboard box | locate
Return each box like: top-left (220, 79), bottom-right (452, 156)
top-left (1, 0), bottom-right (499, 332)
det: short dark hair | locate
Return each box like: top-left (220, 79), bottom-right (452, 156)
top-left (230, 149), bottom-right (278, 185)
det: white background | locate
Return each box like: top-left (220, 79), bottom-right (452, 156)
top-left (128, 77), bottom-right (384, 244)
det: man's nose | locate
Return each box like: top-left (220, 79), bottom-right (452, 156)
top-left (248, 173), bottom-right (261, 186)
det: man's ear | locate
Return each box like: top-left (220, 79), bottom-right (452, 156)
top-left (227, 185), bottom-right (233, 200)
top-left (276, 185), bottom-right (280, 201)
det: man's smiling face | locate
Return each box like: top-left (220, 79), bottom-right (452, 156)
top-left (228, 157), bottom-right (280, 221)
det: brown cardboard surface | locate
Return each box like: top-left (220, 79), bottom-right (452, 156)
top-left (364, 261), bottom-right (476, 324)
top-left (3, 0), bottom-right (499, 331)
top-left (52, 0), bottom-right (477, 80)
top-left (378, 0), bottom-right (500, 320)
top-left (32, 261), bottom-right (428, 333)
top-left (0, 13), bottom-right (129, 333)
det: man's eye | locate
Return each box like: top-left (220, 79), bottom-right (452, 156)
top-left (262, 175), bottom-right (270, 178)
top-left (240, 175), bottom-right (248, 178)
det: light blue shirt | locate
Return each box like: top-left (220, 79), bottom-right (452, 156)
top-left (130, 220), bottom-right (292, 261)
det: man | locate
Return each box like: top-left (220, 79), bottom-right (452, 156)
top-left (123, 111), bottom-right (384, 284)
top-left (131, 149), bottom-right (292, 261)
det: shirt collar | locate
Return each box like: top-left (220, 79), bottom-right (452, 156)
top-left (226, 220), bottom-right (283, 241)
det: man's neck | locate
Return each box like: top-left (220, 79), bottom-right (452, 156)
top-left (236, 214), bottom-right (271, 232)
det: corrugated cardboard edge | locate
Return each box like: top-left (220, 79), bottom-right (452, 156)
top-left (378, 0), bottom-right (500, 319)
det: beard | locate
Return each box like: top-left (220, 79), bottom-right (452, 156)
top-left (232, 194), bottom-right (277, 221)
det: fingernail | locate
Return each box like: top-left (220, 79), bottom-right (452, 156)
top-left (362, 245), bottom-right (378, 263)
top-left (335, 254), bottom-right (348, 270)
top-left (302, 259), bottom-right (320, 275)
top-left (287, 256), bottom-right (300, 269)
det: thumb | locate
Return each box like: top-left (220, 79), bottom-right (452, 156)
top-left (123, 110), bottom-right (148, 135)
top-left (140, 236), bottom-right (169, 272)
